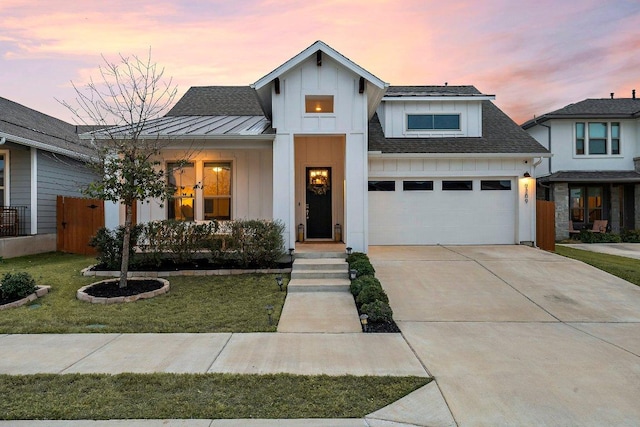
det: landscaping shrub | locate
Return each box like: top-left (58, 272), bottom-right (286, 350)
top-left (356, 282), bottom-right (389, 306)
top-left (361, 300), bottom-right (394, 323)
top-left (346, 252), bottom-right (369, 265)
top-left (89, 225), bottom-right (142, 270)
top-left (1, 272), bottom-right (37, 301)
top-left (578, 230), bottom-right (622, 243)
top-left (139, 220), bottom-right (219, 265)
top-left (349, 276), bottom-right (381, 297)
top-left (621, 229), bottom-right (640, 243)
top-left (225, 219), bottom-right (286, 267)
top-left (349, 259), bottom-right (375, 278)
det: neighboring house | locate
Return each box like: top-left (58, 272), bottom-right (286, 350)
top-left (0, 97), bottom-right (96, 258)
top-left (99, 40), bottom-right (548, 252)
top-left (523, 93), bottom-right (640, 240)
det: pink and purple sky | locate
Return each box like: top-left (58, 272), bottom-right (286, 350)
top-left (1, 0), bottom-right (639, 125)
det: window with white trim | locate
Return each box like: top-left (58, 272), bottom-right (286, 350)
top-left (167, 162), bottom-right (196, 221)
top-left (407, 114), bottom-right (460, 131)
top-left (203, 162), bottom-right (232, 220)
top-left (575, 122), bottom-right (621, 156)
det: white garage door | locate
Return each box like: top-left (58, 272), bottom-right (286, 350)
top-left (369, 178), bottom-right (516, 245)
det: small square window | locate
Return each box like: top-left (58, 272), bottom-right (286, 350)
top-left (305, 95), bottom-right (334, 113)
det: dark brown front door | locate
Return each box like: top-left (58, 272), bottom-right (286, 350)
top-left (306, 167), bottom-right (332, 239)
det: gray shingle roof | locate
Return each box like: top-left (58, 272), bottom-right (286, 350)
top-left (542, 170), bottom-right (640, 183)
top-left (166, 86), bottom-right (265, 116)
top-left (385, 85), bottom-right (488, 97)
top-left (369, 101), bottom-right (549, 154)
top-left (0, 96), bottom-right (93, 157)
top-left (522, 98), bottom-right (640, 128)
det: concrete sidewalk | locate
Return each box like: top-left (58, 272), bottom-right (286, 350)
top-left (558, 242), bottom-right (640, 260)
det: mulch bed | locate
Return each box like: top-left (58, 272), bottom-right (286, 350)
top-left (83, 279), bottom-right (165, 298)
top-left (0, 295), bottom-right (24, 306)
top-left (366, 321), bottom-right (401, 333)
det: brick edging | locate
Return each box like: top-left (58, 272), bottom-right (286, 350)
top-left (0, 286), bottom-right (51, 310)
top-left (77, 278), bottom-right (171, 304)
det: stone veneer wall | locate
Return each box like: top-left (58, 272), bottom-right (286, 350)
top-left (553, 182), bottom-right (569, 241)
top-left (610, 184), bottom-right (620, 234)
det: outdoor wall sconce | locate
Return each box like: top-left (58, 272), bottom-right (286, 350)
top-left (359, 314), bottom-right (369, 332)
top-left (349, 269), bottom-right (358, 280)
top-left (265, 305), bottom-right (274, 325)
top-left (346, 247), bottom-right (353, 255)
top-left (275, 275), bottom-right (284, 291)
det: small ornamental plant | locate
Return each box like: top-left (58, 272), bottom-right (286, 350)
top-left (1, 272), bottom-right (37, 301)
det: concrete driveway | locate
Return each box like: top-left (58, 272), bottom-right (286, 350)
top-left (370, 245), bottom-right (640, 426)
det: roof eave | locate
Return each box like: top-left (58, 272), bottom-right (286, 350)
top-left (368, 151), bottom-right (551, 159)
top-left (382, 95), bottom-right (495, 102)
top-left (0, 131), bottom-right (91, 161)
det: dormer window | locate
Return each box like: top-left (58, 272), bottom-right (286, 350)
top-left (407, 114), bottom-right (460, 131)
top-left (305, 95), bottom-right (334, 113)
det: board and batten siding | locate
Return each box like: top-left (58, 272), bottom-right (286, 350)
top-left (37, 151), bottom-right (95, 234)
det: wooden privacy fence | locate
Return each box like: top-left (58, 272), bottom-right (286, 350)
top-left (57, 196), bottom-right (104, 255)
top-left (536, 200), bottom-right (555, 252)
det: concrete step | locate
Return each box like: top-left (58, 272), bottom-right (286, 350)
top-left (295, 252), bottom-right (347, 259)
top-left (277, 292), bottom-right (362, 333)
top-left (293, 258), bottom-right (348, 272)
top-left (287, 278), bottom-right (351, 293)
top-left (291, 270), bottom-right (349, 280)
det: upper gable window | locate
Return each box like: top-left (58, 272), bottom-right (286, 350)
top-left (305, 95), bottom-right (334, 113)
top-left (407, 114), bottom-right (460, 131)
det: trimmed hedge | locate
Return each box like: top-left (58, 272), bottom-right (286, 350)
top-left (361, 300), bottom-right (394, 323)
top-left (349, 276), bottom-right (381, 298)
top-left (578, 230), bottom-right (622, 243)
top-left (349, 259), bottom-right (375, 278)
top-left (90, 219), bottom-right (286, 269)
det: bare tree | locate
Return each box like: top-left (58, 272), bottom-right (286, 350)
top-left (60, 50), bottom-right (179, 288)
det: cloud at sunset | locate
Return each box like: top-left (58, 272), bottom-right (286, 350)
top-left (1, 0), bottom-right (639, 124)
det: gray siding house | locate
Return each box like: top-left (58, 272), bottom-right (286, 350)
top-left (0, 96), bottom-right (96, 258)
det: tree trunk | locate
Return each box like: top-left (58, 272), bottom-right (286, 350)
top-left (119, 204), bottom-right (134, 288)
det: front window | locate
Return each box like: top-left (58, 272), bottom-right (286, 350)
top-left (575, 122), bottom-right (620, 156)
top-left (167, 162), bottom-right (195, 221)
top-left (203, 162), bottom-right (232, 220)
top-left (570, 186), bottom-right (603, 224)
top-left (407, 114), bottom-right (460, 131)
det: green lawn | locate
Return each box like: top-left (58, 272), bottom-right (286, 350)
top-left (555, 245), bottom-right (640, 287)
top-left (0, 373), bottom-right (431, 420)
top-left (0, 252), bottom-right (286, 333)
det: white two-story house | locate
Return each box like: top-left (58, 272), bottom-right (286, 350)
top-left (103, 41), bottom-right (548, 251)
top-left (523, 93), bottom-right (640, 240)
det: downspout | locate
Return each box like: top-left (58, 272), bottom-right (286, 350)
top-left (538, 122), bottom-right (552, 174)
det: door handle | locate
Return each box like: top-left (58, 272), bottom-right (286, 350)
top-left (306, 204), bottom-right (309, 220)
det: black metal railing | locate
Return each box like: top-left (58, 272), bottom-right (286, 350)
top-left (0, 206), bottom-right (28, 237)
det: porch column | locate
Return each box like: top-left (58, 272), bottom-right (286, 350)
top-left (553, 183), bottom-right (569, 240)
top-left (273, 133), bottom-right (294, 249)
top-left (344, 133), bottom-right (367, 252)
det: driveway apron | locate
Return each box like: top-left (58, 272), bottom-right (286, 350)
top-left (370, 245), bottom-right (640, 427)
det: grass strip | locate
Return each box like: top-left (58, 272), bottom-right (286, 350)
top-left (555, 246), bottom-right (640, 287)
top-left (0, 252), bottom-right (286, 333)
top-left (0, 373), bottom-right (430, 420)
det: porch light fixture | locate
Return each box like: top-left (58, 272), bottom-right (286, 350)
top-left (288, 248), bottom-right (295, 264)
top-left (265, 305), bottom-right (274, 325)
top-left (523, 172), bottom-right (531, 178)
top-left (359, 314), bottom-right (369, 332)
top-left (349, 269), bottom-right (358, 280)
top-left (275, 275), bottom-right (284, 291)
top-left (346, 247), bottom-right (353, 255)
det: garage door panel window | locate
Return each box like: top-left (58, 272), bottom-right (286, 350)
top-left (368, 181), bottom-right (396, 191)
top-left (442, 180), bottom-right (472, 191)
top-left (481, 180), bottom-right (511, 190)
top-left (403, 181), bottom-right (434, 191)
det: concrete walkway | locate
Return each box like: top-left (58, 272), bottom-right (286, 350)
top-left (558, 242), bottom-right (640, 260)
